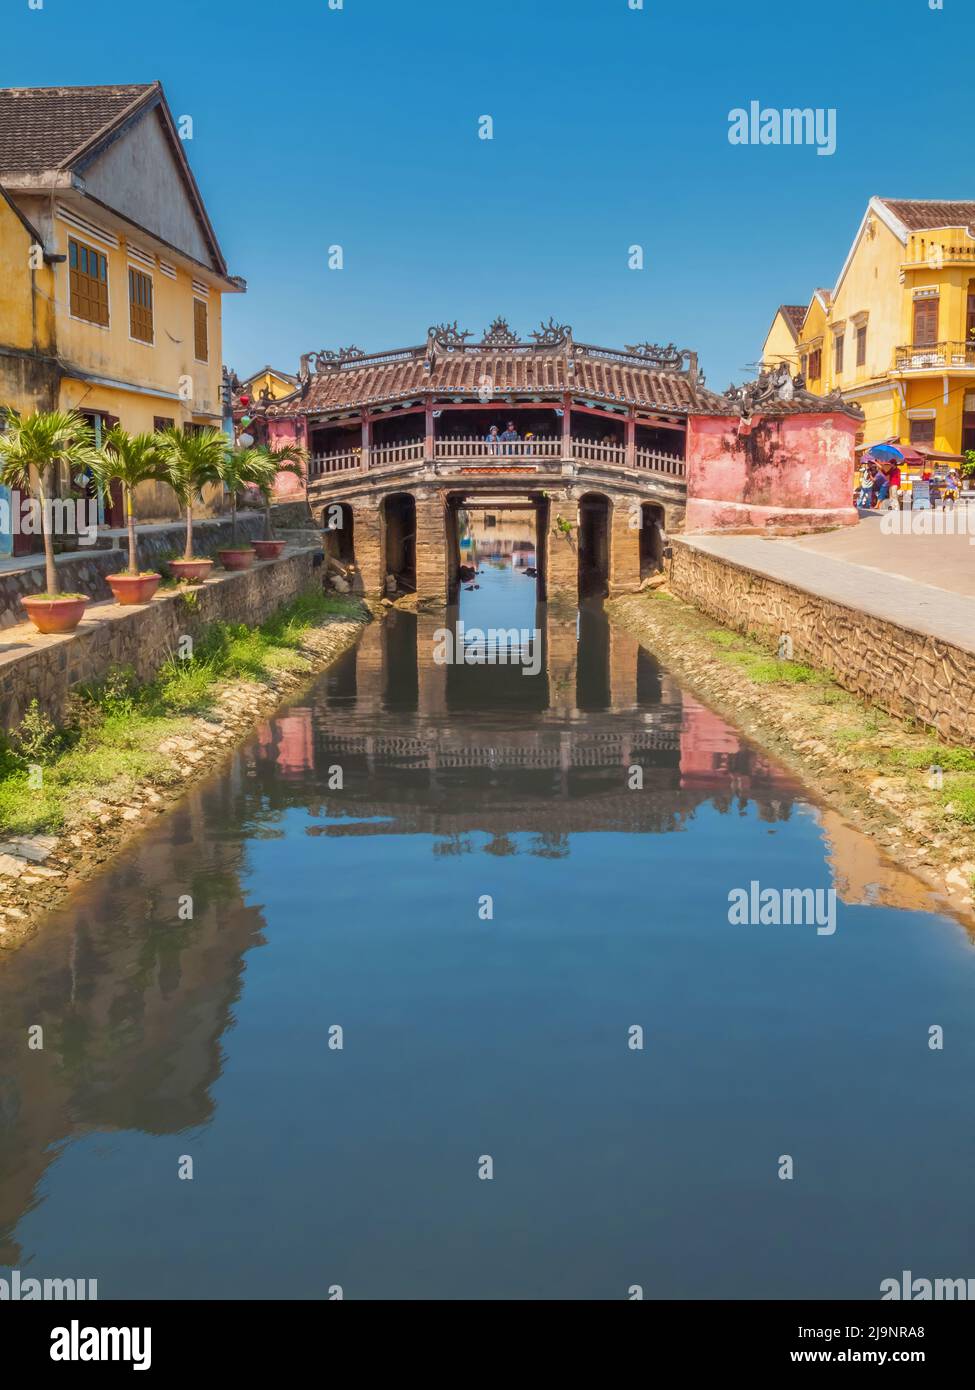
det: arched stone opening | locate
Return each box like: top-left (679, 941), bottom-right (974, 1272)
top-left (322, 502), bottom-right (355, 566)
top-left (383, 492), bottom-right (417, 594)
top-left (578, 492), bottom-right (611, 600)
top-left (639, 502), bottom-right (665, 578)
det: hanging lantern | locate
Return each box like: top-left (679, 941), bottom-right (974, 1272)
top-left (240, 414), bottom-right (252, 428)
top-left (239, 432), bottom-right (255, 447)
top-left (239, 395), bottom-right (250, 407)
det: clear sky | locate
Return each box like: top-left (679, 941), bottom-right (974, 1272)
top-left (2, 0), bottom-right (972, 388)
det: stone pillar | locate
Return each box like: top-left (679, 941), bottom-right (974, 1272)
top-left (544, 497), bottom-right (578, 603)
top-left (609, 498), bottom-right (641, 594)
top-left (414, 491), bottom-right (448, 605)
top-left (625, 413), bottom-right (636, 469)
top-left (361, 415), bottom-right (372, 470)
top-left (354, 499), bottom-right (383, 596)
top-left (561, 394), bottom-right (572, 460)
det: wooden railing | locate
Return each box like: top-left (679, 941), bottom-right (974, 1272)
top-left (892, 340), bottom-right (975, 371)
top-left (309, 436), bottom-right (687, 482)
top-left (435, 436), bottom-right (562, 461)
top-left (308, 450), bottom-right (364, 478)
top-left (571, 439), bottom-right (627, 465)
top-left (634, 448), bottom-right (685, 477)
top-left (370, 439), bottom-right (425, 468)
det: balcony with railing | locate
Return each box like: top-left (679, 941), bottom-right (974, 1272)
top-left (892, 340), bottom-right (975, 372)
top-left (308, 436), bottom-right (686, 481)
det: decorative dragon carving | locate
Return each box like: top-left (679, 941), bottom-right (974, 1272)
top-left (529, 317), bottom-right (572, 347)
top-left (624, 342), bottom-right (686, 370)
top-left (302, 347), bottom-right (366, 375)
top-left (430, 320), bottom-right (472, 348)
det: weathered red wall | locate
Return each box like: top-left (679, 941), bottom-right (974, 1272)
top-left (685, 412), bottom-right (859, 533)
top-left (267, 417), bottom-right (306, 498)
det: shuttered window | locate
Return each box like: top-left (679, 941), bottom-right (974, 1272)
top-left (68, 237), bottom-right (109, 326)
top-left (913, 296), bottom-right (939, 346)
top-left (128, 267), bottom-right (153, 343)
top-left (909, 418), bottom-right (936, 445)
top-left (856, 325), bottom-right (867, 367)
top-left (193, 298), bottom-right (208, 362)
top-left (833, 334), bottom-right (844, 375)
top-left (808, 348), bottom-right (822, 380)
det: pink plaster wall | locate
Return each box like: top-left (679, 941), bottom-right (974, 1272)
top-left (684, 412), bottom-right (859, 533)
top-left (267, 417), bottom-right (306, 499)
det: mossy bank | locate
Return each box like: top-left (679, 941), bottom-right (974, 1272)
top-left (609, 588), bottom-right (975, 928)
top-left (0, 590), bottom-right (370, 953)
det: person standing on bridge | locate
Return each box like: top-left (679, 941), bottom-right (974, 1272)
top-left (500, 421), bottom-right (520, 455)
top-left (485, 424), bottom-right (500, 455)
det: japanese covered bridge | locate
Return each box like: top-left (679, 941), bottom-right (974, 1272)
top-left (242, 318), bottom-right (861, 603)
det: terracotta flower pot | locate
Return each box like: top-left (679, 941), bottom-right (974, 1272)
top-left (218, 547), bottom-right (256, 571)
top-left (107, 572), bottom-right (161, 606)
top-left (252, 540), bottom-right (286, 560)
top-left (21, 594), bottom-right (89, 634)
top-left (169, 558), bottom-right (214, 582)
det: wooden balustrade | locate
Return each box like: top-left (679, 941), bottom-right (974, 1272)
top-left (435, 436), bottom-right (562, 461)
top-left (308, 435), bottom-right (687, 481)
top-left (369, 439), bottom-right (425, 468)
top-left (634, 448), bottom-right (686, 477)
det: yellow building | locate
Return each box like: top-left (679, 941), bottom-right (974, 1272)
top-left (761, 304), bottom-right (806, 371)
top-left (239, 366), bottom-right (297, 403)
top-left (0, 81), bottom-right (244, 526)
top-left (762, 197), bottom-right (975, 465)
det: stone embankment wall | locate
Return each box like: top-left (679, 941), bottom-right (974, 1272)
top-left (0, 547), bottom-right (319, 730)
top-left (0, 514), bottom-right (266, 629)
top-left (669, 538), bottom-right (975, 745)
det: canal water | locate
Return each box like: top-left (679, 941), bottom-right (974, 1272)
top-left (1, 532), bottom-right (974, 1301)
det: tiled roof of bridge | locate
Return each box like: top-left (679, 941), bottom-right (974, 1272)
top-left (269, 347), bottom-right (724, 416)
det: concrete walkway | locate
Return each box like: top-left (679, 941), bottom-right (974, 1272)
top-left (682, 530), bottom-right (975, 657)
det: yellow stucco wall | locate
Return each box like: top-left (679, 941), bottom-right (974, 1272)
top-left (0, 194), bottom-right (57, 412)
top-left (761, 312), bottom-right (798, 369)
top-left (242, 369), bottom-right (295, 402)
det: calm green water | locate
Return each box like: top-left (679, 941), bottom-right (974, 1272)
top-left (1, 553), bottom-right (973, 1300)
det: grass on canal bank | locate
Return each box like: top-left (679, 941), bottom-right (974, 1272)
top-left (609, 588), bottom-right (975, 909)
top-left (0, 590), bottom-right (366, 837)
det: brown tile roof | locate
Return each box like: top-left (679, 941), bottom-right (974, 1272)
top-left (0, 83), bottom-right (157, 175)
top-left (879, 199), bottom-right (975, 234)
top-left (277, 347), bottom-right (722, 417)
top-left (780, 305), bottom-right (806, 338)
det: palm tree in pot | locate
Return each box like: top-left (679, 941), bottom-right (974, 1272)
top-left (90, 427), bottom-right (171, 604)
top-left (159, 426), bottom-right (231, 581)
top-left (249, 443), bottom-right (308, 558)
top-left (0, 409), bottom-right (101, 633)
top-left (205, 446), bottom-right (278, 570)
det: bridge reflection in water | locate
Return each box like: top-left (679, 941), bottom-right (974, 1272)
top-left (0, 592), bottom-right (960, 1300)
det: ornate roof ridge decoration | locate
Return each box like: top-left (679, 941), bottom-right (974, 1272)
top-left (529, 317), bottom-right (572, 347)
top-left (300, 346), bottom-right (366, 377)
top-left (430, 320), bottom-right (472, 348)
top-left (623, 342), bottom-right (687, 371)
top-left (481, 316), bottom-right (519, 347)
top-left (722, 362), bottom-right (864, 421)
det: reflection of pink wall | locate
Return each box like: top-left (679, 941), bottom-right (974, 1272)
top-left (678, 693), bottom-right (791, 792)
top-left (268, 418), bottom-right (306, 499)
top-left (685, 412), bottom-right (858, 533)
top-left (275, 711), bottom-right (315, 774)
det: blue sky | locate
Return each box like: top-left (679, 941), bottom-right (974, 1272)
top-left (3, 0), bottom-right (972, 387)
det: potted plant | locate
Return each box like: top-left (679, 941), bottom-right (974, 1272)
top-left (159, 426), bottom-right (230, 581)
top-left (249, 443), bottom-right (307, 559)
top-left (208, 447), bottom-right (278, 570)
top-left (91, 427), bottom-right (171, 604)
top-left (0, 409), bottom-right (99, 633)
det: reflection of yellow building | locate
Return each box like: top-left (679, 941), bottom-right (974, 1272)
top-left (763, 198), bottom-right (975, 462)
top-left (0, 82), bottom-right (244, 520)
